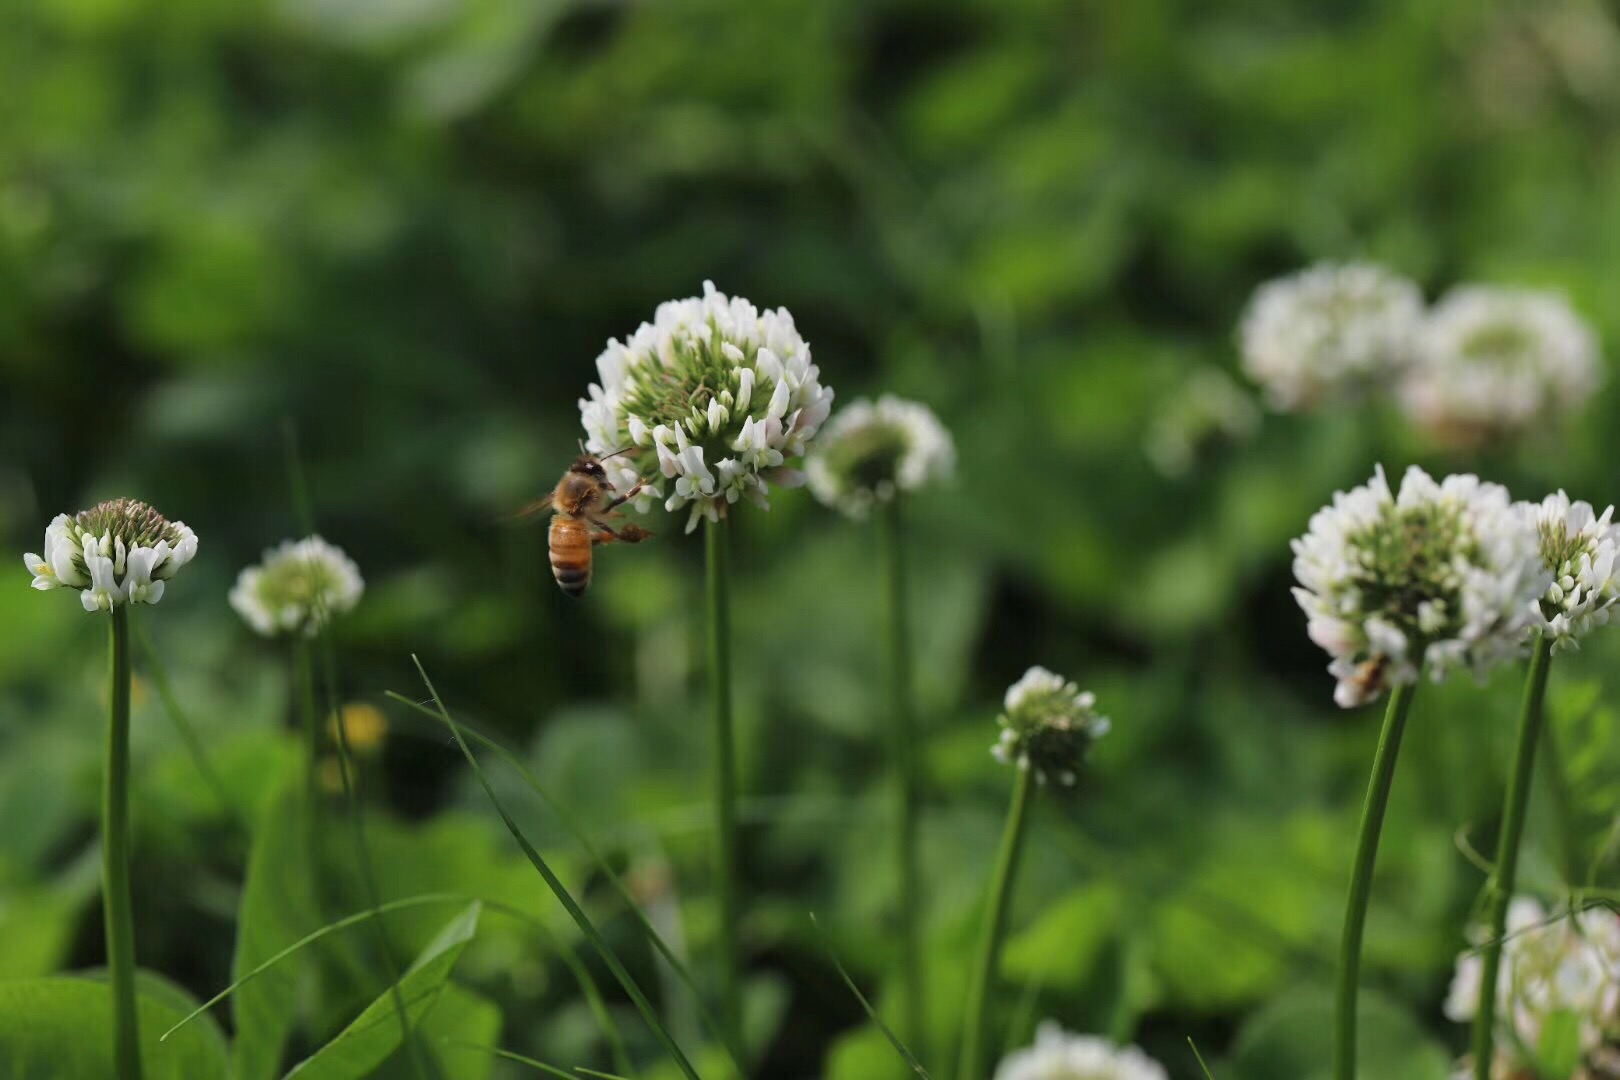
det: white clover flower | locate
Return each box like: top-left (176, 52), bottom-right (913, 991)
top-left (578, 281), bottom-right (835, 533)
top-left (804, 395), bottom-right (954, 519)
top-left (1238, 262), bottom-right (1424, 410)
top-left (23, 498), bottom-right (198, 612)
top-left (1519, 491), bottom-right (1620, 652)
top-left (994, 1022), bottom-right (1167, 1080)
top-left (229, 535), bottom-right (363, 637)
top-left (991, 666), bottom-right (1110, 787)
top-left (1445, 897), bottom-right (1620, 1074)
top-left (1291, 465), bottom-right (1548, 708)
top-left (1400, 286), bottom-right (1601, 446)
top-left (1144, 365), bottom-right (1261, 478)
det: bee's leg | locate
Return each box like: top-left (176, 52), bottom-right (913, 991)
top-left (590, 521), bottom-right (653, 545)
top-left (600, 483), bottom-right (645, 513)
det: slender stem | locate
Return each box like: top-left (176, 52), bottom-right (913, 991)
top-left (1472, 633), bottom-right (1554, 1080)
top-left (133, 620), bottom-right (236, 827)
top-left (705, 515), bottom-right (741, 1045)
top-left (105, 606), bottom-right (144, 1080)
top-left (880, 496), bottom-right (924, 1051)
top-left (958, 766), bottom-right (1035, 1080)
top-left (296, 638), bottom-right (321, 817)
top-left (317, 633), bottom-right (433, 1080)
top-left (1536, 702), bottom-right (1578, 887)
top-left (1334, 680), bottom-right (1418, 1080)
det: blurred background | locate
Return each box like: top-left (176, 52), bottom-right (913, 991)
top-left (4, 0), bottom-right (1620, 1076)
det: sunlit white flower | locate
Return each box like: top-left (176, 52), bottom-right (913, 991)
top-left (1400, 286), bottom-right (1601, 446)
top-left (1144, 365), bottom-right (1261, 478)
top-left (992, 667), bottom-right (1110, 786)
top-left (1519, 491), bottom-right (1620, 652)
top-left (1239, 262), bottom-right (1424, 410)
top-left (994, 1022), bottom-right (1167, 1080)
top-left (1445, 897), bottom-right (1620, 1075)
top-left (23, 499), bottom-right (198, 612)
top-left (805, 395), bottom-right (954, 519)
top-left (229, 536), bottom-right (363, 636)
top-left (1292, 465), bottom-right (1547, 708)
top-left (579, 282), bottom-right (835, 533)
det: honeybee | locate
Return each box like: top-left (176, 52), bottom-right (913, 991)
top-left (519, 451), bottom-right (653, 598)
top-left (1341, 655), bottom-right (1391, 706)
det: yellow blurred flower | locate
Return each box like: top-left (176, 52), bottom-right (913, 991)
top-left (330, 703), bottom-right (387, 756)
top-left (317, 756), bottom-right (346, 795)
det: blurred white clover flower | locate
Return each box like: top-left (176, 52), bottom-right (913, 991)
top-left (1520, 491), bottom-right (1620, 652)
top-left (992, 666), bottom-right (1110, 787)
top-left (805, 394), bottom-right (954, 519)
top-left (1144, 365), bottom-right (1261, 478)
top-left (1291, 465), bottom-right (1547, 708)
top-left (229, 536), bottom-right (363, 636)
top-left (578, 281), bottom-right (835, 533)
top-left (24, 498), bottom-right (198, 612)
top-left (1445, 897), bottom-right (1620, 1076)
top-left (993, 1022), bottom-right (1167, 1080)
top-left (1400, 286), bottom-right (1601, 447)
top-left (1239, 262), bottom-right (1424, 411)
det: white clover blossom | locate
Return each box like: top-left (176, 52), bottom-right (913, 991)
top-left (1400, 286), bottom-right (1601, 446)
top-left (805, 395), bottom-right (954, 519)
top-left (578, 281), bottom-right (835, 534)
top-left (993, 1022), bottom-right (1167, 1080)
top-left (229, 536), bottom-right (363, 637)
top-left (23, 498), bottom-right (198, 612)
top-left (992, 666), bottom-right (1110, 787)
top-left (1519, 491), bottom-right (1620, 652)
top-left (1144, 365), bottom-right (1261, 478)
top-left (1445, 897), bottom-right (1620, 1075)
top-left (1291, 465), bottom-right (1548, 708)
top-left (1238, 262), bottom-right (1424, 410)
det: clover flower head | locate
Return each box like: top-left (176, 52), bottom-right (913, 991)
top-left (578, 282), bottom-right (835, 533)
top-left (1291, 465), bottom-right (1548, 708)
top-left (1520, 491), bottom-right (1620, 652)
top-left (229, 535), bottom-right (363, 636)
top-left (805, 395), bottom-right (954, 519)
top-left (991, 666), bottom-right (1110, 787)
top-left (1400, 286), bottom-right (1601, 447)
top-left (1144, 365), bottom-right (1261, 478)
top-left (993, 1022), bottom-right (1167, 1080)
top-left (1239, 262), bottom-right (1424, 410)
top-left (23, 498), bottom-right (198, 612)
top-left (1445, 897), bottom-right (1620, 1075)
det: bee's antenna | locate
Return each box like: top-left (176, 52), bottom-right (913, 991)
top-left (598, 445), bottom-right (636, 462)
top-left (577, 438), bottom-right (587, 455)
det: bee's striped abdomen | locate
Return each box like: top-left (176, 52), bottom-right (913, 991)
top-left (548, 518), bottom-right (592, 598)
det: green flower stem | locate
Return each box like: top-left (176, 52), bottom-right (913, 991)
top-left (295, 638), bottom-right (321, 815)
top-left (705, 515), bottom-right (741, 1045)
top-left (1334, 680), bottom-right (1417, 1080)
top-left (958, 764), bottom-right (1035, 1080)
top-left (1472, 632), bottom-right (1554, 1080)
top-left (879, 496), bottom-right (924, 1051)
top-left (104, 606), bottom-right (144, 1080)
top-left (317, 634), bottom-right (433, 1080)
top-left (134, 621), bottom-right (236, 827)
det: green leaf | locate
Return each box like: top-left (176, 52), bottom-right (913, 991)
top-left (1229, 985), bottom-right (1448, 1080)
top-left (1534, 1008), bottom-right (1581, 1080)
top-left (0, 973), bottom-right (230, 1080)
top-left (233, 767), bottom-right (322, 1080)
top-left (420, 983), bottom-right (503, 1080)
top-left (1002, 883), bottom-right (1120, 991)
top-left (282, 901), bottom-right (482, 1080)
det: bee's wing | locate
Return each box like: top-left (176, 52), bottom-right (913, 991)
top-left (496, 493), bottom-right (554, 525)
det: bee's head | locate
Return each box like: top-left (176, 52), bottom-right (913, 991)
top-left (570, 455), bottom-right (609, 483)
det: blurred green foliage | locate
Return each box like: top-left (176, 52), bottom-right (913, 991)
top-left (4, 0), bottom-right (1620, 1075)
